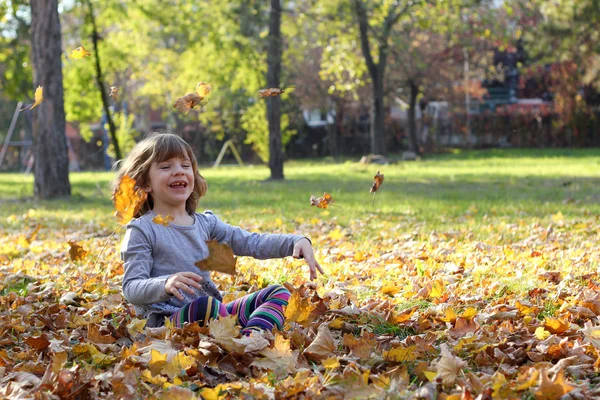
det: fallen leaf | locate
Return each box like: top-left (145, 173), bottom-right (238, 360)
top-left (251, 334), bottom-right (297, 375)
top-left (534, 369), bottom-right (574, 400)
top-left (112, 174), bottom-right (148, 225)
top-left (544, 318), bottom-right (570, 334)
top-left (195, 241), bottom-right (237, 275)
top-left (310, 192), bottom-right (334, 209)
top-left (152, 214), bottom-right (174, 227)
top-left (208, 314), bottom-right (240, 352)
top-left (383, 345), bottom-right (418, 362)
top-left (433, 343), bottom-right (466, 388)
top-left (535, 327), bottom-right (551, 340)
top-left (370, 171), bottom-right (384, 193)
top-left (67, 240), bottom-right (89, 261)
top-left (24, 334), bottom-right (50, 351)
top-left (303, 324), bottom-right (336, 361)
top-left (284, 291), bottom-right (316, 327)
top-left (343, 332), bottom-right (377, 358)
top-left (70, 45), bottom-right (91, 59)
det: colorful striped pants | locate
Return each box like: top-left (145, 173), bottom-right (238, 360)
top-left (170, 284), bottom-right (291, 335)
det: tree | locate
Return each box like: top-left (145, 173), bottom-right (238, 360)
top-left (30, 0), bottom-right (71, 198)
top-left (266, 0), bottom-right (284, 179)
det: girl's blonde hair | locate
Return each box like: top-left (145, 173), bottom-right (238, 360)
top-left (112, 133), bottom-right (207, 217)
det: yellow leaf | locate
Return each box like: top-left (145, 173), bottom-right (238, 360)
top-left (423, 371), bottom-right (438, 382)
top-left (534, 369), bottom-right (574, 400)
top-left (195, 240), bottom-right (237, 275)
top-left (516, 368), bottom-right (540, 391)
top-left (152, 214), bottom-right (174, 227)
top-left (321, 356), bottom-right (340, 369)
top-left (328, 318), bottom-right (345, 329)
top-left (381, 284), bottom-right (400, 295)
top-left (383, 345), bottom-right (417, 362)
top-left (535, 327), bottom-right (551, 340)
top-left (251, 333), bottom-right (297, 375)
top-left (195, 82), bottom-right (212, 98)
top-left (70, 45), bottom-right (92, 59)
top-left (200, 384), bottom-right (229, 400)
top-left (149, 349), bottom-right (168, 376)
top-left (328, 228), bottom-right (343, 240)
top-left (440, 308), bottom-right (457, 323)
top-left (284, 292), bottom-right (316, 327)
top-left (126, 318), bottom-right (147, 336)
top-left (551, 212), bottom-right (564, 224)
top-left (462, 307), bottom-right (478, 319)
top-left (112, 175), bottom-right (148, 225)
top-left (161, 352), bottom-right (196, 379)
top-left (429, 280), bottom-right (445, 298)
top-left (208, 314), bottom-right (240, 351)
top-left (141, 369), bottom-right (167, 385)
top-left (29, 86), bottom-right (43, 110)
top-left (275, 217), bottom-right (283, 227)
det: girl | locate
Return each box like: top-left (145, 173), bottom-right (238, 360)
top-left (115, 133), bottom-right (323, 333)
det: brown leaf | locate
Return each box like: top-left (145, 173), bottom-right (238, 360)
top-left (310, 192), bottom-right (334, 209)
top-left (24, 334), bottom-right (50, 351)
top-left (195, 240), bottom-right (237, 275)
top-left (370, 171), bottom-right (384, 193)
top-left (173, 83), bottom-right (211, 114)
top-left (152, 214), bottom-right (174, 227)
top-left (449, 317), bottom-right (479, 339)
top-left (433, 343), bottom-right (466, 388)
top-left (303, 324), bottom-right (336, 361)
top-left (109, 86), bottom-right (118, 101)
top-left (258, 88), bottom-right (285, 98)
top-left (67, 240), bottom-right (89, 261)
top-left (534, 369), bottom-right (574, 400)
top-left (112, 174), bottom-right (147, 225)
top-left (343, 332), bottom-right (377, 358)
top-left (88, 324), bottom-right (116, 344)
top-left (251, 334), bottom-right (297, 375)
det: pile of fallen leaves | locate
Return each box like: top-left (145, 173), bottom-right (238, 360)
top-left (1, 207), bottom-right (600, 399)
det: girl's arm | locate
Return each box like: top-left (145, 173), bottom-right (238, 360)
top-left (121, 226), bottom-right (173, 305)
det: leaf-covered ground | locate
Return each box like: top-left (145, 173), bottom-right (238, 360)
top-left (1, 149), bottom-right (599, 399)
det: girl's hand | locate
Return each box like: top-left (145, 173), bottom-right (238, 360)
top-left (165, 272), bottom-right (204, 301)
top-left (292, 238), bottom-right (324, 281)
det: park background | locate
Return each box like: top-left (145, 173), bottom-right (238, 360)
top-left (1, 0), bottom-right (600, 399)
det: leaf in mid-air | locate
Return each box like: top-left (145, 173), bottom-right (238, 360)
top-left (370, 171), bottom-right (384, 193)
top-left (173, 82), bottom-right (211, 114)
top-left (109, 86), bottom-right (118, 101)
top-left (112, 175), bottom-right (148, 225)
top-left (195, 240), bottom-right (237, 275)
top-left (67, 240), bottom-right (89, 261)
top-left (310, 192), bottom-right (334, 209)
top-left (258, 88), bottom-right (285, 98)
top-left (70, 45), bottom-right (92, 59)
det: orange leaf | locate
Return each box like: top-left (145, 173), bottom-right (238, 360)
top-left (152, 214), bottom-right (174, 227)
top-left (310, 192), bottom-right (334, 209)
top-left (370, 171), bottom-right (384, 193)
top-left (195, 82), bottom-right (212, 98)
top-left (174, 83), bottom-right (211, 114)
top-left (112, 174), bottom-right (147, 225)
top-left (67, 240), bottom-right (89, 261)
top-left (534, 369), bottom-right (574, 400)
top-left (195, 241), bottom-right (237, 275)
top-left (25, 334), bottom-right (50, 351)
top-left (284, 291), bottom-right (316, 327)
top-left (343, 332), bottom-right (377, 358)
top-left (258, 88), bottom-right (285, 98)
top-left (70, 45), bottom-right (92, 59)
top-left (87, 324), bottom-right (116, 344)
top-left (544, 318), bottom-right (570, 334)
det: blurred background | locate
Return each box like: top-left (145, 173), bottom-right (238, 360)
top-left (0, 0), bottom-right (598, 173)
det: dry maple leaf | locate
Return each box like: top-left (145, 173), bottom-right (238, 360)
top-left (173, 82), bottom-right (211, 114)
top-left (208, 314), bottom-right (241, 352)
top-left (534, 369), bottom-right (574, 400)
top-left (152, 214), bottom-right (174, 227)
top-left (195, 240), bottom-right (237, 275)
top-left (258, 88), bottom-right (285, 98)
top-left (67, 240), bottom-right (89, 261)
top-left (310, 192), bottom-right (334, 209)
top-left (284, 291), bottom-right (316, 327)
top-left (70, 45), bottom-right (92, 59)
top-left (370, 171), bottom-right (384, 193)
top-left (433, 343), bottom-right (466, 388)
top-left (112, 174), bottom-right (148, 225)
top-left (303, 324), bottom-right (336, 361)
top-left (250, 334), bottom-right (297, 375)
top-left (109, 86), bottom-right (118, 101)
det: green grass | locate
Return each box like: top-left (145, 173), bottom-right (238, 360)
top-left (1, 148), bottom-right (599, 239)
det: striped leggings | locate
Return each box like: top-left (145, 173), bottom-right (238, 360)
top-left (170, 284), bottom-right (291, 335)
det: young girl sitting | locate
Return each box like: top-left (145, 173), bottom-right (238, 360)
top-left (115, 133), bottom-right (323, 334)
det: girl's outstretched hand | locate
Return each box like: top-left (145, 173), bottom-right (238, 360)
top-left (165, 271), bottom-right (204, 301)
top-left (292, 238), bottom-right (324, 281)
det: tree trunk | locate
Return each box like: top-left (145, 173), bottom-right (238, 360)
top-left (371, 72), bottom-right (386, 155)
top-left (407, 80), bottom-right (420, 155)
top-left (85, 0), bottom-right (121, 161)
top-left (266, 0), bottom-right (284, 180)
top-left (30, 0), bottom-right (71, 198)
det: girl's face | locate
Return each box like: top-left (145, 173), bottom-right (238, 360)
top-left (146, 156), bottom-right (195, 211)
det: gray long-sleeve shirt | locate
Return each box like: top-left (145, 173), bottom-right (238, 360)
top-left (120, 210), bottom-right (305, 327)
